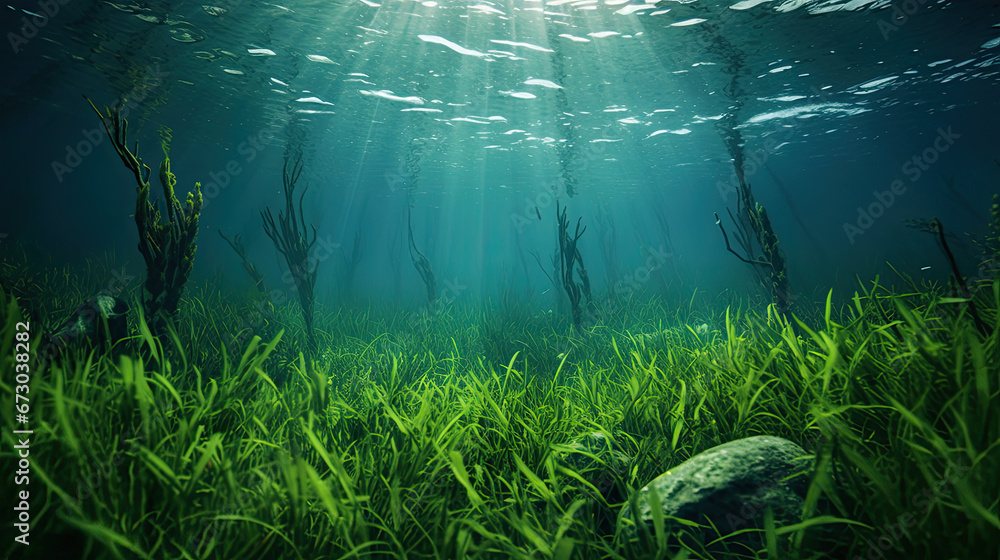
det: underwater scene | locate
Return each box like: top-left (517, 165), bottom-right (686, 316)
top-left (1, 0), bottom-right (1000, 558)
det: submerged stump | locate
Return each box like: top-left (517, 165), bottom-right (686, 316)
top-left (41, 294), bottom-right (129, 369)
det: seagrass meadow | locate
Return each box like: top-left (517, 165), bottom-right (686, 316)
top-left (4, 0), bottom-right (1000, 559)
top-left (1, 243), bottom-right (999, 559)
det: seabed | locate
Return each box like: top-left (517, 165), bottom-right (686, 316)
top-left (1, 243), bottom-right (998, 560)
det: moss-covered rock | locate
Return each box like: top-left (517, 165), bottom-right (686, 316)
top-left (42, 294), bottom-right (129, 368)
top-left (622, 435), bottom-right (809, 552)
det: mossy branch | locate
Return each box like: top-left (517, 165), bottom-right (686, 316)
top-left (86, 97), bottom-right (202, 324)
top-left (907, 218), bottom-right (988, 336)
top-left (407, 201), bottom-right (437, 307)
top-left (558, 201), bottom-right (591, 335)
top-left (219, 230), bottom-right (266, 293)
top-left (339, 227), bottom-right (364, 300)
top-left (715, 180), bottom-right (791, 318)
top-left (261, 154), bottom-right (318, 349)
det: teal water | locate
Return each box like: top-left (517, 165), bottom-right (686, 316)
top-left (1, 0), bottom-right (999, 305)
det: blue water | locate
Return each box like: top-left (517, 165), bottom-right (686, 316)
top-left (2, 0), bottom-right (999, 307)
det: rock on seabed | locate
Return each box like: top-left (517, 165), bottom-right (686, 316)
top-left (622, 435), bottom-right (810, 551)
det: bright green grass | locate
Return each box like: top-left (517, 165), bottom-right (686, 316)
top-left (1, 251), bottom-right (998, 559)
